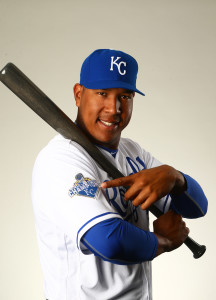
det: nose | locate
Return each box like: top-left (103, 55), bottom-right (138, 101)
top-left (104, 96), bottom-right (121, 114)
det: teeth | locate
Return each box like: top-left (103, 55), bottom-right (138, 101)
top-left (100, 120), bottom-right (114, 126)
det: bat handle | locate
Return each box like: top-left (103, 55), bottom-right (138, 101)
top-left (149, 205), bottom-right (206, 259)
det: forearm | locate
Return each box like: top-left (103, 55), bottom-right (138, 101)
top-left (170, 172), bottom-right (208, 218)
top-left (81, 218), bottom-right (158, 265)
top-left (81, 211), bottom-right (190, 263)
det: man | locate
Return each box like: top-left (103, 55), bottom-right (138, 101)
top-left (32, 49), bottom-right (208, 300)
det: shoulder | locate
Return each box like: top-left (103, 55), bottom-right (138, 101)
top-left (33, 135), bottom-right (98, 176)
top-left (119, 137), bottom-right (144, 152)
top-left (119, 137), bottom-right (162, 169)
top-left (35, 134), bottom-right (92, 161)
top-left (119, 137), bottom-right (150, 159)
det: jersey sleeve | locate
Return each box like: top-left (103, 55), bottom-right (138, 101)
top-left (32, 137), bottom-right (122, 250)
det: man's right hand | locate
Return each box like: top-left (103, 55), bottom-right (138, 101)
top-left (153, 210), bottom-right (189, 257)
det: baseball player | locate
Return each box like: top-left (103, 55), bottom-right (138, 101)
top-left (32, 49), bottom-right (208, 300)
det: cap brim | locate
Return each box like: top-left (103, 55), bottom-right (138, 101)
top-left (82, 80), bottom-right (145, 96)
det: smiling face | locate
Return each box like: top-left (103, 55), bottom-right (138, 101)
top-left (74, 84), bottom-right (134, 149)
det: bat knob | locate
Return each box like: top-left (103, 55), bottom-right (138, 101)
top-left (184, 237), bottom-right (206, 259)
top-left (193, 245), bottom-right (206, 259)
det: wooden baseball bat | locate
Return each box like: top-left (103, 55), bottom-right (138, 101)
top-left (0, 62), bottom-right (206, 259)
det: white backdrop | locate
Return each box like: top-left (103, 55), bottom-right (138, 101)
top-left (0, 0), bottom-right (215, 299)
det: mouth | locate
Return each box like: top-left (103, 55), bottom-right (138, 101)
top-left (98, 119), bottom-right (120, 128)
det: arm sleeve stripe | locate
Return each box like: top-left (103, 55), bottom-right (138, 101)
top-left (162, 194), bottom-right (170, 213)
top-left (82, 237), bottom-right (138, 265)
top-left (183, 191), bottom-right (205, 216)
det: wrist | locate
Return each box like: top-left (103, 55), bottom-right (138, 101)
top-left (154, 233), bottom-right (172, 257)
top-left (171, 170), bottom-right (187, 196)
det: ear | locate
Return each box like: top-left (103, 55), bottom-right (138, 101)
top-left (73, 83), bottom-right (83, 107)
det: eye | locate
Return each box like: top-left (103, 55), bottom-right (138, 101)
top-left (97, 92), bottom-right (107, 96)
top-left (120, 95), bottom-right (132, 100)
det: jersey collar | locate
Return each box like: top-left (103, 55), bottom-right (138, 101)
top-left (96, 145), bottom-right (118, 158)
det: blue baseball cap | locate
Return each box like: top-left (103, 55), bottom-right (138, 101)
top-left (80, 49), bottom-right (145, 96)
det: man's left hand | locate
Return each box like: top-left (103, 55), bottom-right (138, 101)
top-left (101, 165), bottom-right (186, 210)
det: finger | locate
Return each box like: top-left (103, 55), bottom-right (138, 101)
top-left (182, 221), bottom-right (186, 227)
top-left (140, 193), bottom-right (158, 210)
top-left (186, 227), bottom-right (190, 235)
top-left (181, 221), bottom-right (190, 235)
top-left (100, 176), bottom-right (131, 189)
top-left (124, 185), bottom-right (144, 202)
top-left (131, 189), bottom-right (150, 206)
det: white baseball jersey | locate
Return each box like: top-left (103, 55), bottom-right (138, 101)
top-left (32, 135), bottom-right (171, 300)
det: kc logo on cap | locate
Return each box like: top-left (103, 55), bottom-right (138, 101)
top-left (110, 56), bottom-right (127, 75)
top-left (80, 49), bottom-right (145, 96)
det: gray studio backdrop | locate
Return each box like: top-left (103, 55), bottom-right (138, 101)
top-left (0, 0), bottom-right (215, 299)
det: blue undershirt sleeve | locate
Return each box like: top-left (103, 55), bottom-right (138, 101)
top-left (170, 173), bottom-right (208, 218)
top-left (81, 218), bottom-right (158, 265)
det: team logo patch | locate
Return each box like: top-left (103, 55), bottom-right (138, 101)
top-left (68, 173), bottom-right (99, 199)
